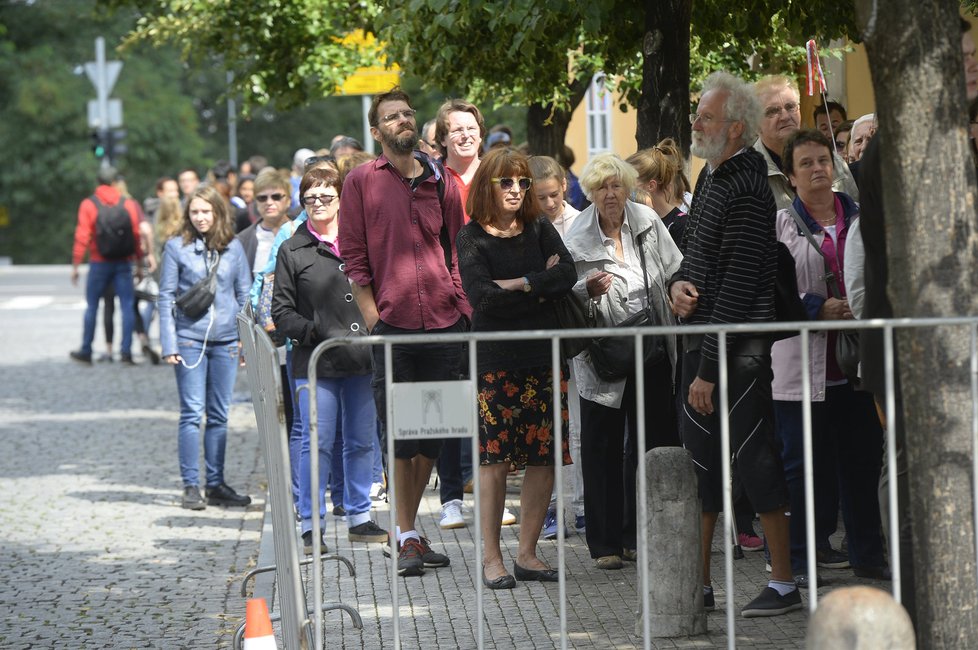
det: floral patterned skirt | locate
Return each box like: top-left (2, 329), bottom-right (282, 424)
top-left (477, 366), bottom-right (572, 467)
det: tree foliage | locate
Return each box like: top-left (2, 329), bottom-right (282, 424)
top-left (0, 1), bottom-right (206, 263)
top-left (119, 0), bottom-right (859, 157)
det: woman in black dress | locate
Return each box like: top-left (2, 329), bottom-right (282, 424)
top-left (456, 148), bottom-right (576, 589)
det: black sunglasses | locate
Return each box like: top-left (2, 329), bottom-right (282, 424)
top-left (255, 193), bottom-right (286, 203)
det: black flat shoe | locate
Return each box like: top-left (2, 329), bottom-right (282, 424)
top-left (205, 483), bottom-right (252, 507)
top-left (482, 570), bottom-right (516, 590)
top-left (514, 562), bottom-right (559, 582)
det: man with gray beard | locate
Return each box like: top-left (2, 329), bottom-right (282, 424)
top-left (669, 71), bottom-right (798, 617)
top-left (339, 88), bottom-right (470, 577)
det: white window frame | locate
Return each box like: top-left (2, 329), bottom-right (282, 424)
top-left (586, 73), bottom-right (613, 157)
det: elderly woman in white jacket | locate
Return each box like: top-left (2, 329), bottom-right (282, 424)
top-left (562, 153), bottom-right (682, 570)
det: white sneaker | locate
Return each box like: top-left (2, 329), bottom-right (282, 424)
top-left (501, 507), bottom-right (517, 526)
top-left (439, 499), bottom-right (466, 529)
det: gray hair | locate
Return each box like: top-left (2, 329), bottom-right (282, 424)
top-left (852, 113), bottom-right (875, 131)
top-left (578, 153), bottom-right (638, 202)
top-left (700, 71), bottom-right (762, 147)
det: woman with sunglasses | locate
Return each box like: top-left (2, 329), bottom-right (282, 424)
top-left (271, 166), bottom-right (389, 554)
top-left (562, 152), bottom-right (682, 570)
top-left (238, 169), bottom-right (293, 276)
top-left (456, 148), bottom-right (576, 589)
top-left (159, 184), bottom-right (253, 510)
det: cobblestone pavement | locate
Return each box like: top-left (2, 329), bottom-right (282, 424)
top-left (0, 266), bottom-right (893, 648)
top-left (0, 265), bottom-right (265, 649)
top-left (281, 475), bottom-right (890, 650)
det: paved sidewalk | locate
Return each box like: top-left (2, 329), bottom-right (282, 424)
top-left (265, 472), bottom-right (892, 649)
top-left (0, 266), bottom-right (266, 649)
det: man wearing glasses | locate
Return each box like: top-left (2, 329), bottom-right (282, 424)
top-left (751, 75), bottom-right (858, 210)
top-left (435, 98), bottom-right (486, 222)
top-left (339, 87), bottom-right (471, 577)
top-left (671, 71), bottom-right (798, 617)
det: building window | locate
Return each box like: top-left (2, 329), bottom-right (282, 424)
top-left (586, 73), bottom-right (612, 156)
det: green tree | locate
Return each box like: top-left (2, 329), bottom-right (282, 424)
top-left (0, 0), bottom-right (206, 263)
top-left (120, 0), bottom-right (858, 160)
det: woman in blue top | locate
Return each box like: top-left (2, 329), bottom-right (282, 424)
top-left (159, 184), bottom-right (253, 511)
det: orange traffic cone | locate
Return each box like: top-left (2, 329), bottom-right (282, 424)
top-left (243, 598), bottom-right (277, 649)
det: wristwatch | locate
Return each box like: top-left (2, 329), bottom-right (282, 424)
top-left (521, 277), bottom-right (531, 293)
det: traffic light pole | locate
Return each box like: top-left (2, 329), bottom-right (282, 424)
top-left (84, 37), bottom-right (123, 167)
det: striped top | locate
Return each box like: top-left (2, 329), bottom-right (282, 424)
top-left (677, 148), bottom-right (777, 382)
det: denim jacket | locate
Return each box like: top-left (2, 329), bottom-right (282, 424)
top-left (158, 236), bottom-right (251, 357)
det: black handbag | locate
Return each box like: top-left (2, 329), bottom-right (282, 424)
top-left (786, 207), bottom-right (860, 382)
top-left (552, 291), bottom-right (591, 360)
top-left (175, 249), bottom-right (220, 320)
top-left (586, 231), bottom-right (668, 381)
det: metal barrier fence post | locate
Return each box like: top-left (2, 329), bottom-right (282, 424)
top-left (551, 338), bottom-right (568, 650)
top-left (633, 332), bottom-right (651, 650)
top-left (384, 340), bottom-right (398, 649)
top-left (717, 333), bottom-right (735, 649)
top-left (972, 324), bottom-right (978, 593)
top-left (883, 325), bottom-right (901, 603)
top-left (800, 329), bottom-right (817, 609)
top-left (471, 340), bottom-right (484, 650)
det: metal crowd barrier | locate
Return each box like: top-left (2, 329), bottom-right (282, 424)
top-left (234, 312), bottom-right (361, 650)
top-left (298, 315), bottom-right (978, 649)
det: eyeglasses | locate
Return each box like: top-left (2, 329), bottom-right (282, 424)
top-left (255, 193), bottom-right (286, 203)
top-left (380, 109), bottom-right (417, 124)
top-left (449, 126), bottom-right (481, 140)
top-left (689, 113), bottom-right (732, 126)
top-left (763, 102), bottom-right (800, 118)
top-left (302, 194), bottom-right (338, 207)
top-left (492, 177), bottom-right (532, 191)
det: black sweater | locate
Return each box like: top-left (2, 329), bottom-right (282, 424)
top-left (271, 224), bottom-right (371, 379)
top-left (674, 148), bottom-right (777, 382)
top-left (456, 216), bottom-right (577, 373)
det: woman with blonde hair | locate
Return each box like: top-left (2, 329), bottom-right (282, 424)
top-left (159, 184), bottom-right (253, 510)
top-left (626, 138), bottom-right (688, 244)
top-left (563, 152), bottom-right (682, 569)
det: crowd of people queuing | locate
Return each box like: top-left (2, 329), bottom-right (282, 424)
top-left (67, 20), bottom-right (978, 619)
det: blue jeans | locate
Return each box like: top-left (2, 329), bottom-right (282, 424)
top-left (296, 374), bottom-right (377, 533)
top-left (174, 339), bottom-right (240, 487)
top-left (775, 383), bottom-right (886, 571)
top-left (81, 261), bottom-right (135, 356)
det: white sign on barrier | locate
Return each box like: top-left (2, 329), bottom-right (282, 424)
top-left (391, 380), bottom-right (476, 439)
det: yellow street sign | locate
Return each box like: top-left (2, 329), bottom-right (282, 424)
top-left (340, 68), bottom-right (401, 96)
top-left (0, 205), bottom-right (9, 228)
top-left (336, 29), bottom-right (401, 96)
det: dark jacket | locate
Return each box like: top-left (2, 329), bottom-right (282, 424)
top-left (236, 220), bottom-right (261, 273)
top-left (672, 147), bottom-right (778, 382)
top-left (270, 223), bottom-right (371, 379)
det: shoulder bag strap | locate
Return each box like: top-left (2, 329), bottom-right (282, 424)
top-left (786, 205), bottom-right (844, 300)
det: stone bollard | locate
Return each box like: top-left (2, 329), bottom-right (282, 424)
top-left (807, 586), bottom-right (915, 649)
top-left (635, 447), bottom-right (707, 638)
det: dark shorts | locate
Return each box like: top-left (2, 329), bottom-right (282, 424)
top-left (371, 317), bottom-right (467, 460)
top-left (477, 366), bottom-right (572, 468)
top-left (680, 348), bottom-right (789, 514)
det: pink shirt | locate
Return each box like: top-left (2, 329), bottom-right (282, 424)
top-left (338, 153), bottom-right (471, 331)
top-left (305, 219), bottom-right (340, 257)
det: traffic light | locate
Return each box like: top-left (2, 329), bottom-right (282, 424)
top-left (90, 129), bottom-right (107, 159)
top-left (107, 128), bottom-right (127, 160)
